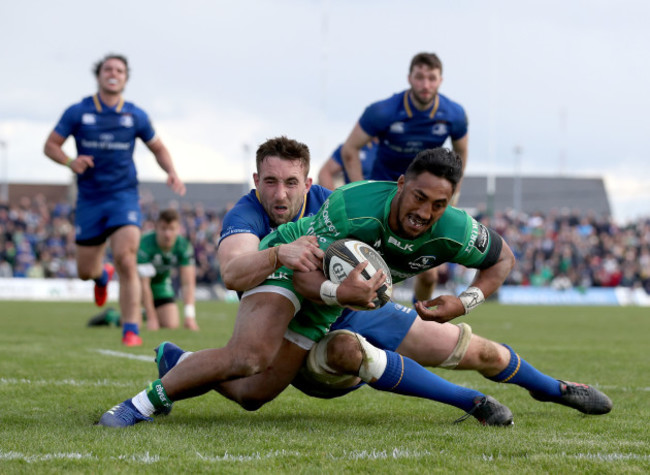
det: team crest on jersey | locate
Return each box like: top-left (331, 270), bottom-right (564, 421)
top-left (408, 255), bottom-right (437, 270)
top-left (389, 122), bottom-right (405, 134)
top-left (128, 211), bottom-right (138, 222)
top-left (432, 123), bottom-right (448, 136)
top-left (82, 113), bottom-right (96, 125)
top-left (120, 115), bottom-right (134, 127)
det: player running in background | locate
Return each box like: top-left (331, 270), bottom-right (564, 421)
top-left (98, 143), bottom-right (611, 428)
top-left (341, 52), bottom-right (468, 303)
top-left (44, 53), bottom-right (186, 346)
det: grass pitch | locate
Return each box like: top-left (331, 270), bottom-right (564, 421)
top-left (0, 300), bottom-right (648, 473)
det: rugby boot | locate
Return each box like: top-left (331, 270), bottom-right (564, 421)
top-left (455, 395), bottom-right (514, 426)
top-left (530, 380), bottom-right (612, 414)
top-left (97, 399), bottom-right (152, 428)
top-left (94, 263), bottom-right (115, 307)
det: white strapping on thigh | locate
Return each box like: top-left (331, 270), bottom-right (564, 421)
top-left (241, 285), bottom-right (301, 315)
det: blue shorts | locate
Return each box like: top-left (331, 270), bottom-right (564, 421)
top-left (75, 188), bottom-right (141, 245)
top-left (330, 301), bottom-right (417, 351)
top-left (292, 301), bottom-right (417, 399)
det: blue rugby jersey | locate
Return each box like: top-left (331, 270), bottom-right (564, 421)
top-left (358, 90), bottom-right (467, 181)
top-left (218, 185), bottom-right (332, 244)
top-left (54, 94), bottom-right (156, 199)
top-left (330, 142), bottom-right (377, 184)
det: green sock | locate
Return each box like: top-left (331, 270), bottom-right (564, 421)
top-left (146, 379), bottom-right (173, 410)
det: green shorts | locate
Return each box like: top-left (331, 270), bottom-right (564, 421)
top-left (242, 266), bottom-right (342, 344)
top-left (150, 279), bottom-right (175, 301)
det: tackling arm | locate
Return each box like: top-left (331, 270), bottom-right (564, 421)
top-left (218, 234), bottom-right (324, 292)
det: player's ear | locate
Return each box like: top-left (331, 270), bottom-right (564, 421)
top-left (253, 173), bottom-right (260, 187)
top-left (304, 176), bottom-right (313, 192)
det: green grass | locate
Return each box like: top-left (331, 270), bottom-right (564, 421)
top-left (0, 300), bottom-right (648, 473)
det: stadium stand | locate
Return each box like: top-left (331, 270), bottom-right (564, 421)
top-left (0, 178), bottom-right (648, 294)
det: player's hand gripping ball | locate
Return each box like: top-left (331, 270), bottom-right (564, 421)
top-left (323, 238), bottom-right (393, 309)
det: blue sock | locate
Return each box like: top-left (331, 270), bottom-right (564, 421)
top-left (370, 350), bottom-right (482, 412)
top-left (123, 322), bottom-right (139, 337)
top-left (94, 268), bottom-right (109, 286)
top-left (488, 344), bottom-right (561, 396)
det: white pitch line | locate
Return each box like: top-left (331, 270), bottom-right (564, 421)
top-left (95, 349), bottom-right (153, 362)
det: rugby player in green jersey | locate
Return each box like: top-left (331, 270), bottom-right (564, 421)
top-left (88, 209), bottom-right (198, 331)
top-left (98, 147), bottom-right (612, 427)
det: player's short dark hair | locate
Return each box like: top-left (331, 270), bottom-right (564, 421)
top-left (404, 148), bottom-right (462, 192)
top-left (158, 209), bottom-right (180, 224)
top-left (93, 53), bottom-right (130, 78)
top-left (409, 52), bottom-right (443, 74)
top-left (256, 136), bottom-right (311, 176)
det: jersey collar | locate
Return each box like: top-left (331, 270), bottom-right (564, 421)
top-left (92, 93), bottom-right (125, 113)
top-left (403, 90), bottom-right (439, 119)
top-left (253, 190), bottom-right (309, 222)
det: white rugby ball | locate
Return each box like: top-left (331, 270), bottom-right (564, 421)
top-left (323, 238), bottom-right (392, 309)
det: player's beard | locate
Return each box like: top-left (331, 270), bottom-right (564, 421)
top-left (411, 89), bottom-right (435, 109)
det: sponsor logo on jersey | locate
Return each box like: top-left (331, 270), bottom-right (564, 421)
top-left (389, 122), bottom-right (405, 133)
top-left (120, 114), bottom-right (134, 127)
top-left (465, 221), bottom-right (489, 254)
top-left (432, 122), bottom-right (448, 136)
top-left (128, 211), bottom-right (138, 223)
top-left (99, 133), bottom-right (114, 142)
top-left (388, 235), bottom-right (413, 252)
top-left (408, 255), bottom-right (437, 270)
top-left (319, 201), bottom-right (341, 237)
top-left (82, 113), bottom-right (96, 125)
top-left (475, 223), bottom-right (489, 253)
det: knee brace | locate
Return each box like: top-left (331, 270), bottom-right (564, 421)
top-left (439, 322), bottom-right (473, 369)
top-left (305, 329), bottom-right (387, 386)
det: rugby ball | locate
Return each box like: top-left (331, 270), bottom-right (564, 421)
top-left (323, 238), bottom-right (392, 309)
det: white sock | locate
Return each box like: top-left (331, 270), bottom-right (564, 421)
top-left (131, 390), bottom-right (155, 417)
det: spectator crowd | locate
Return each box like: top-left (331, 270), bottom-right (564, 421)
top-left (1, 194), bottom-right (650, 294)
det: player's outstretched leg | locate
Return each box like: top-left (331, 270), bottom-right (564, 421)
top-left (318, 331), bottom-right (514, 426)
top-left (370, 349), bottom-right (513, 426)
top-left (94, 263), bottom-right (114, 307)
top-left (529, 380), bottom-right (612, 415)
top-left (488, 344), bottom-right (612, 415)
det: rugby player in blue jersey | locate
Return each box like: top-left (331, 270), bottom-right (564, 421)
top-left (341, 52), bottom-right (468, 184)
top-left (98, 139), bottom-right (611, 428)
top-left (44, 53), bottom-right (186, 346)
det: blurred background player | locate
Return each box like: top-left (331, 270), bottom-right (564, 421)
top-left (44, 53), bottom-right (186, 346)
top-left (138, 209), bottom-right (198, 331)
top-left (88, 209), bottom-right (198, 330)
top-left (317, 139), bottom-right (377, 190)
top-left (340, 51), bottom-right (468, 303)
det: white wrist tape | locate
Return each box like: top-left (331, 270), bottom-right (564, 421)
top-left (184, 304), bottom-right (196, 319)
top-left (458, 286), bottom-right (485, 315)
top-left (319, 280), bottom-right (340, 306)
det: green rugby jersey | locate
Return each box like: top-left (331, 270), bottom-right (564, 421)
top-left (137, 231), bottom-right (195, 285)
top-left (262, 180), bottom-right (501, 282)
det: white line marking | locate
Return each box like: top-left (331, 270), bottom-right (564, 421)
top-left (95, 349), bottom-right (153, 362)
